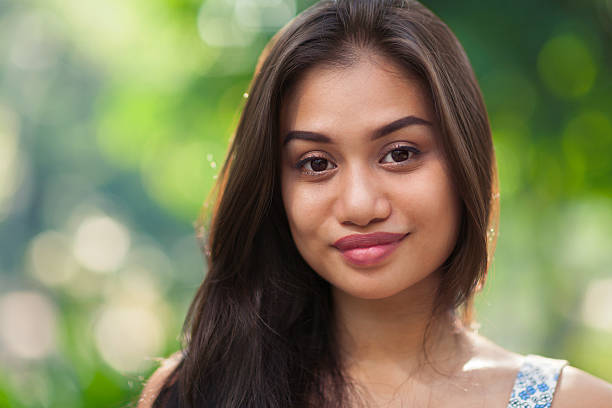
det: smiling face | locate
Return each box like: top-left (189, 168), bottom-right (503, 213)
top-left (279, 53), bottom-right (462, 300)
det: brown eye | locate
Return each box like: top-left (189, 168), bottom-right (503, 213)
top-left (306, 158), bottom-right (332, 172)
top-left (295, 154), bottom-right (337, 175)
top-left (392, 150), bottom-right (409, 162)
top-left (381, 146), bottom-right (420, 164)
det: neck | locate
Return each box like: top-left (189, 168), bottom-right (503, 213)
top-left (333, 273), bottom-right (468, 382)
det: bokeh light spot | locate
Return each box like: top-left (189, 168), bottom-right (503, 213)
top-left (0, 105), bottom-right (21, 221)
top-left (28, 230), bottom-right (79, 287)
top-left (72, 215), bottom-right (131, 273)
top-left (93, 305), bottom-right (163, 373)
top-left (537, 34), bottom-right (597, 99)
top-left (198, 0), bottom-right (255, 47)
top-left (0, 291), bottom-right (57, 359)
top-left (560, 199), bottom-right (612, 274)
top-left (235, 0), bottom-right (296, 31)
top-left (198, 0), bottom-right (296, 47)
top-left (582, 279), bottom-right (612, 331)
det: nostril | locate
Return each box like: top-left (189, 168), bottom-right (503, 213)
top-left (341, 216), bottom-right (387, 227)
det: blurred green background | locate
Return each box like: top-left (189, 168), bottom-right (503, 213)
top-left (0, 0), bottom-right (611, 406)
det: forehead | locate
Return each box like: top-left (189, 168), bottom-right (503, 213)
top-left (279, 54), bottom-right (434, 137)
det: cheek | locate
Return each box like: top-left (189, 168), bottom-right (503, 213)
top-left (280, 174), bottom-right (330, 248)
top-left (401, 164), bottom-right (461, 249)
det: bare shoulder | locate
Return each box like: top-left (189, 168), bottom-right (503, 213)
top-left (464, 332), bottom-right (612, 407)
top-left (552, 365), bottom-right (612, 408)
top-left (435, 330), bottom-right (525, 406)
top-left (138, 351), bottom-right (183, 408)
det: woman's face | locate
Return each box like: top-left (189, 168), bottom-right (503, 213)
top-left (279, 54), bottom-right (462, 300)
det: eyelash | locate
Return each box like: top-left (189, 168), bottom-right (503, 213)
top-left (380, 145), bottom-right (421, 165)
top-left (295, 145), bottom-right (421, 176)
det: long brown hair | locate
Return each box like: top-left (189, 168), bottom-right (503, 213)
top-left (154, 0), bottom-right (498, 406)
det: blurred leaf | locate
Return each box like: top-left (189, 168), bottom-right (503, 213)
top-left (537, 33), bottom-right (598, 99)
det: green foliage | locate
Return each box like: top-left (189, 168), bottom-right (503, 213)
top-left (538, 34), bottom-right (597, 99)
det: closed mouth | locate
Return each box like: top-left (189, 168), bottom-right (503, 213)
top-left (332, 232), bottom-right (409, 266)
top-left (332, 232), bottom-right (408, 251)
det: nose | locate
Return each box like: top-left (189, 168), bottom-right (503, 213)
top-left (335, 164), bottom-right (391, 227)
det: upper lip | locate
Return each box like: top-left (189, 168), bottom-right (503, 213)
top-left (333, 232), bottom-right (407, 251)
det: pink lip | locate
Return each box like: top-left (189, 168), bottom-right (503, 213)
top-left (332, 232), bottom-right (407, 266)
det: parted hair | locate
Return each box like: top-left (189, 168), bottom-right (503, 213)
top-left (154, 0), bottom-right (498, 406)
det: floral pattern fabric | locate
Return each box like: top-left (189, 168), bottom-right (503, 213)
top-left (507, 354), bottom-right (568, 408)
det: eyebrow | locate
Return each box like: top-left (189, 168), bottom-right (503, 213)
top-left (282, 115), bottom-right (432, 146)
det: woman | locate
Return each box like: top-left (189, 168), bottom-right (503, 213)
top-left (140, 0), bottom-right (612, 406)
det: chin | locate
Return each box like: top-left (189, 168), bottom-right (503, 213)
top-left (349, 289), bottom-right (403, 300)
top-left (328, 264), bottom-right (440, 302)
top-left (331, 276), bottom-right (411, 301)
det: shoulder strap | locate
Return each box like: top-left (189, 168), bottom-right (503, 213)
top-left (506, 354), bottom-right (568, 408)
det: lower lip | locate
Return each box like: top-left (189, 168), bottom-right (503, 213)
top-left (338, 237), bottom-right (405, 267)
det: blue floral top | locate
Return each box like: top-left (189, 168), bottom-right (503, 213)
top-left (507, 354), bottom-right (568, 408)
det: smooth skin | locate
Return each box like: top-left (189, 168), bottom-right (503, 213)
top-left (280, 56), bottom-right (461, 303)
top-left (139, 53), bottom-right (612, 407)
